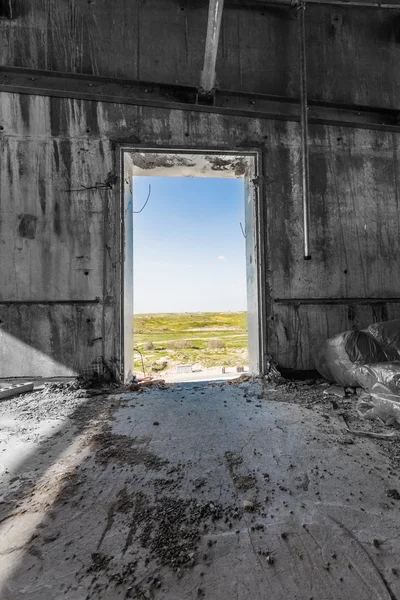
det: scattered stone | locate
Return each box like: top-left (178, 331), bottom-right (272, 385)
top-left (92, 431), bottom-right (168, 470)
top-left (258, 550), bottom-right (275, 564)
top-left (323, 385), bottom-right (346, 398)
top-left (139, 379), bottom-right (169, 389)
top-left (193, 478), bottom-right (206, 489)
top-left (296, 472), bottom-right (309, 491)
top-left (104, 490), bottom-right (238, 573)
top-left (225, 452), bottom-right (256, 491)
top-left (87, 553), bottom-right (111, 573)
top-left (387, 489), bottom-right (400, 500)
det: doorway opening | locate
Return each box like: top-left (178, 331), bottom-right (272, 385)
top-left (121, 149), bottom-right (263, 383)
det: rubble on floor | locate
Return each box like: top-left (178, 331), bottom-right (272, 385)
top-left (1, 376), bottom-right (400, 599)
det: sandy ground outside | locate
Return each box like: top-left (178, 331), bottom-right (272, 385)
top-left (163, 366), bottom-right (249, 383)
top-left (1, 377), bottom-right (400, 599)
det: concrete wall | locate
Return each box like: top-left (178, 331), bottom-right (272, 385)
top-left (1, 1), bottom-right (400, 375)
top-left (0, 94), bottom-right (119, 376)
top-left (266, 125), bottom-right (400, 369)
top-left (2, 1), bottom-right (400, 107)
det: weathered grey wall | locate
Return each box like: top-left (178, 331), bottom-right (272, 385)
top-left (266, 125), bottom-right (400, 368)
top-left (1, 1), bottom-right (400, 375)
top-left (2, 93), bottom-right (400, 374)
top-left (1, 0), bottom-right (400, 107)
top-left (0, 95), bottom-right (119, 376)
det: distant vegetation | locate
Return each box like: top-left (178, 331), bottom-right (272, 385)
top-left (133, 312), bottom-right (248, 375)
top-left (208, 339), bottom-right (226, 349)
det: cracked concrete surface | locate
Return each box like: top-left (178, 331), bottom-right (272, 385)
top-left (1, 379), bottom-right (400, 599)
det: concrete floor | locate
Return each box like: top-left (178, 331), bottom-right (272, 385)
top-left (1, 378), bottom-right (400, 599)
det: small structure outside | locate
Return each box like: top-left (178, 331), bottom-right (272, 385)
top-left (176, 364), bottom-right (193, 374)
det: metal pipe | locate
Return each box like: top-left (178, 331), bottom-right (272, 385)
top-left (200, 0), bottom-right (225, 93)
top-left (0, 299), bottom-right (101, 305)
top-left (274, 297), bottom-right (400, 304)
top-left (298, 2), bottom-right (311, 260)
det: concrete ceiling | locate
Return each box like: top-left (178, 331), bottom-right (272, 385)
top-left (192, 0), bottom-right (400, 9)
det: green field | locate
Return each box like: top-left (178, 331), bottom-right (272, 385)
top-left (133, 312), bottom-right (248, 375)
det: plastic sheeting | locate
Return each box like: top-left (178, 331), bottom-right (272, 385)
top-left (314, 330), bottom-right (393, 388)
top-left (315, 332), bottom-right (360, 387)
top-left (353, 362), bottom-right (400, 391)
top-left (356, 385), bottom-right (400, 424)
top-left (315, 319), bottom-right (400, 425)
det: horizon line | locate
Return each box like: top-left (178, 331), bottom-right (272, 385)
top-left (134, 310), bottom-right (247, 315)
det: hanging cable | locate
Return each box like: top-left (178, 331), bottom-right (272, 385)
top-left (133, 184), bottom-right (152, 214)
top-left (134, 347), bottom-right (146, 375)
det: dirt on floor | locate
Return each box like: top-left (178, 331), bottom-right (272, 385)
top-left (1, 375), bottom-right (400, 599)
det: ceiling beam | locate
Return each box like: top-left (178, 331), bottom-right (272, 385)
top-left (200, 0), bottom-right (225, 94)
top-left (1, 67), bottom-right (400, 133)
top-left (223, 0), bottom-right (400, 8)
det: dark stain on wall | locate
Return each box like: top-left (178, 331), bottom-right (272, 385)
top-left (19, 95), bottom-right (30, 129)
top-left (86, 102), bottom-right (100, 136)
top-left (53, 201), bottom-right (61, 236)
top-left (7, 148), bottom-right (13, 183)
top-left (38, 177), bottom-right (46, 214)
top-left (269, 146), bottom-right (294, 282)
top-left (329, 12), bottom-right (343, 40)
top-left (59, 140), bottom-right (72, 188)
top-left (48, 307), bottom-right (62, 362)
top-left (376, 15), bottom-right (400, 44)
top-left (50, 97), bottom-right (63, 137)
top-left (310, 153), bottom-right (329, 263)
top-left (17, 147), bottom-right (27, 178)
top-left (53, 140), bottom-right (60, 172)
top-left (372, 302), bottom-right (388, 323)
top-left (347, 305), bottom-right (356, 325)
top-left (18, 214), bottom-right (37, 239)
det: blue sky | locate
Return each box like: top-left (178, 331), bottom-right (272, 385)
top-left (133, 176), bottom-right (247, 314)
